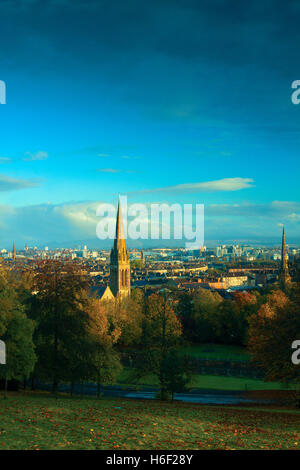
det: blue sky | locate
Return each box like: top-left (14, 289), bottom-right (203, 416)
top-left (0, 0), bottom-right (300, 248)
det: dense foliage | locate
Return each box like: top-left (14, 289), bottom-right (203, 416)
top-left (0, 259), bottom-right (299, 400)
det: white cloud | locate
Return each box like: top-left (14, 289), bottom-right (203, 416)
top-left (0, 198), bottom-right (299, 248)
top-left (121, 155), bottom-right (141, 160)
top-left (0, 174), bottom-right (40, 191)
top-left (131, 177), bottom-right (254, 195)
top-left (96, 168), bottom-right (121, 173)
top-left (58, 202), bottom-right (100, 227)
top-left (0, 201), bottom-right (101, 247)
top-left (206, 201), bottom-right (300, 219)
top-left (287, 213), bottom-right (300, 221)
top-left (23, 151), bottom-right (48, 161)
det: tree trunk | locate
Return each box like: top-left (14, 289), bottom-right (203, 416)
top-left (70, 381), bottom-right (74, 397)
top-left (159, 295), bottom-right (168, 400)
top-left (52, 380), bottom-right (58, 394)
top-left (296, 388), bottom-right (300, 408)
top-left (52, 273), bottom-right (59, 396)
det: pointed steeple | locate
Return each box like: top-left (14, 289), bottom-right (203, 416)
top-left (279, 226), bottom-right (291, 288)
top-left (109, 196), bottom-right (131, 299)
top-left (12, 242), bottom-right (16, 260)
top-left (114, 197), bottom-right (125, 242)
top-left (281, 226), bottom-right (288, 271)
top-left (141, 249), bottom-right (145, 266)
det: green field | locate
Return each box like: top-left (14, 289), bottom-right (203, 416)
top-left (116, 369), bottom-right (292, 391)
top-left (177, 343), bottom-right (250, 361)
top-left (0, 393), bottom-right (299, 450)
top-left (126, 343), bottom-right (250, 362)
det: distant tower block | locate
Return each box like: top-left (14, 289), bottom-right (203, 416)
top-left (109, 197), bottom-right (131, 298)
top-left (141, 249), bottom-right (145, 267)
top-left (12, 242), bottom-right (16, 260)
top-left (279, 227), bottom-right (291, 289)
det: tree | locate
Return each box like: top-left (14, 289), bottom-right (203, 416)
top-left (105, 292), bottom-right (144, 349)
top-left (0, 268), bottom-right (36, 387)
top-left (136, 293), bottom-right (182, 399)
top-left (248, 289), bottom-right (300, 404)
top-left (232, 291), bottom-right (258, 309)
top-left (212, 299), bottom-right (249, 346)
top-left (86, 297), bottom-right (122, 398)
top-left (161, 351), bottom-right (195, 401)
top-left (29, 259), bottom-right (90, 392)
top-left (176, 293), bottom-right (193, 338)
top-left (177, 289), bottom-right (222, 343)
top-left (130, 260), bottom-right (144, 269)
top-left (1, 310), bottom-right (36, 384)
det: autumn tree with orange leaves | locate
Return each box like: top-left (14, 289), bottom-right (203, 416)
top-left (248, 289), bottom-right (300, 402)
top-left (86, 297), bottom-right (122, 398)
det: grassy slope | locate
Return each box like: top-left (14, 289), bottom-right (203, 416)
top-left (0, 392), bottom-right (299, 450)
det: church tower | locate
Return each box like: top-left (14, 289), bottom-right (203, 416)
top-left (279, 226), bottom-right (291, 288)
top-left (141, 249), bottom-right (145, 267)
top-left (12, 242), bottom-right (16, 260)
top-left (109, 198), bottom-right (131, 298)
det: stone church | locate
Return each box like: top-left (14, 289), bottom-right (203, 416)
top-left (99, 198), bottom-right (131, 301)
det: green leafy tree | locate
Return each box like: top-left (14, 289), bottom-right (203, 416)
top-left (136, 293), bottom-right (182, 399)
top-left (161, 351), bottom-right (195, 401)
top-left (177, 289), bottom-right (222, 343)
top-left (130, 260), bottom-right (144, 269)
top-left (176, 293), bottom-right (193, 338)
top-left (29, 259), bottom-right (90, 393)
top-left (0, 268), bottom-right (36, 386)
top-left (212, 299), bottom-right (248, 345)
top-left (105, 293), bottom-right (144, 349)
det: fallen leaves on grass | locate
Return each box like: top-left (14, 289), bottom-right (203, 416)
top-left (0, 394), bottom-right (299, 450)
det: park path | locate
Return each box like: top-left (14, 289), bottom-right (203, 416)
top-left (34, 381), bottom-right (273, 405)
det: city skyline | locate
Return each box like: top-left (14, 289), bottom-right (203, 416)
top-left (1, 1), bottom-right (300, 246)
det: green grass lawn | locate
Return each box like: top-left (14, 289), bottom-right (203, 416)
top-left (0, 392), bottom-right (299, 450)
top-left (178, 343), bottom-right (250, 361)
top-left (116, 368), bottom-right (293, 391)
top-left (190, 375), bottom-right (293, 391)
top-left (116, 344), bottom-right (294, 391)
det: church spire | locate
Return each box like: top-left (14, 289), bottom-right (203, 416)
top-left (279, 226), bottom-right (291, 288)
top-left (12, 242), bottom-right (16, 260)
top-left (109, 196), bottom-right (131, 299)
top-left (281, 227), bottom-right (288, 271)
top-left (114, 196), bottom-right (126, 245)
top-left (141, 249), bottom-right (145, 267)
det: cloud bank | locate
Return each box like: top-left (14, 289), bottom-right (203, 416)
top-left (1, 198), bottom-right (300, 248)
top-left (130, 177), bottom-right (254, 195)
top-left (0, 174), bottom-right (40, 191)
